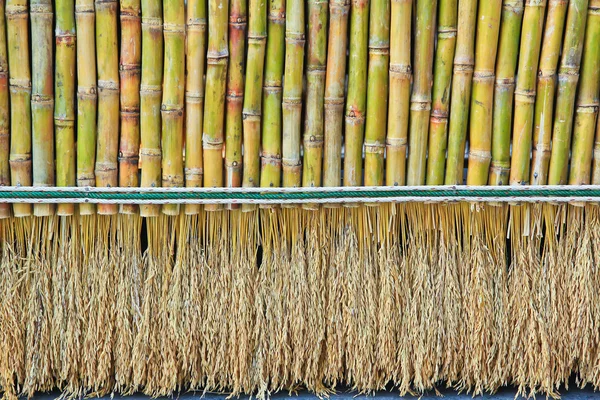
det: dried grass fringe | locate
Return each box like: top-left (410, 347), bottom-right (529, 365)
top-left (1, 203), bottom-right (600, 398)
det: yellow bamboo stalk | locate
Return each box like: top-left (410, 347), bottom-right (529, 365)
top-left (386, 0), bottom-right (411, 186)
top-left (184, 0), bottom-right (205, 215)
top-left (7, 0), bottom-right (32, 217)
top-left (161, 0), bottom-right (185, 216)
top-left (95, 0), bottom-right (119, 215)
top-left (55, 0), bottom-right (77, 216)
top-left (203, 0), bottom-right (229, 211)
top-left (0, 0), bottom-right (11, 218)
top-left (282, 0), bottom-right (305, 188)
top-left (466, 0), bottom-right (502, 185)
top-left (118, 0), bottom-right (141, 214)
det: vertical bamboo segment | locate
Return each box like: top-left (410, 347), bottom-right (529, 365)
top-left (568, 0), bottom-right (600, 185)
top-left (425, 0), bottom-right (458, 185)
top-left (0, 0), bottom-right (11, 218)
top-left (95, 0), bottom-right (119, 215)
top-left (161, 0), bottom-right (185, 215)
top-left (184, 0), bottom-right (205, 215)
top-left (444, 0), bottom-right (477, 184)
top-left (593, 95), bottom-right (600, 184)
top-left (203, 0), bottom-right (228, 211)
top-left (548, 0), bottom-right (590, 185)
top-left (406, 0), bottom-right (437, 186)
top-left (76, 0), bottom-right (97, 216)
top-left (343, 0), bottom-right (369, 187)
top-left (55, 0), bottom-right (77, 216)
top-left (119, 0), bottom-right (141, 214)
top-left (259, 0), bottom-right (284, 188)
top-left (225, 0), bottom-right (247, 200)
top-left (488, 0), bottom-right (523, 186)
top-left (530, 0), bottom-right (568, 185)
top-left (465, 0), bottom-right (502, 185)
top-left (282, 0), bottom-right (305, 188)
top-left (31, 0), bottom-right (55, 216)
top-left (139, 0), bottom-right (163, 217)
top-left (242, 0), bottom-right (266, 199)
top-left (7, 0), bottom-right (32, 217)
top-left (508, 0), bottom-right (545, 185)
top-left (304, 0), bottom-right (328, 188)
top-left (386, 0), bottom-right (411, 186)
top-left (363, 0), bottom-right (390, 187)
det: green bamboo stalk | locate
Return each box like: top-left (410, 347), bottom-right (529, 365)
top-left (139, 0), bottom-right (163, 217)
top-left (6, 0), bottom-right (32, 217)
top-left (547, 0), bottom-right (590, 184)
top-left (465, 0), bottom-right (502, 185)
top-left (76, 0), bottom-right (97, 216)
top-left (0, 0), bottom-right (11, 218)
top-left (304, 0), bottom-right (328, 190)
top-left (203, 0), bottom-right (228, 212)
top-left (31, 0), bottom-right (55, 217)
top-left (184, 0), bottom-right (204, 215)
top-left (508, 0), bottom-right (546, 185)
top-left (363, 0), bottom-right (390, 187)
top-left (119, 0), bottom-right (142, 214)
top-left (161, 0), bottom-right (185, 216)
top-left (225, 0), bottom-right (247, 205)
top-left (259, 0), bottom-right (284, 189)
top-left (406, 0), bottom-right (437, 186)
top-left (425, 0), bottom-right (458, 185)
top-left (242, 0), bottom-right (266, 208)
top-left (488, 0), bottom-right (523, 186)
top-left (568, 0), bottom-right (600, 184)
top-left (95, 0), bottom-right (119, 215)
top-left (282, 0), bottom-right (305, 188)
top-left (444, 0), bottom-right (477, 185)
top-left (55, 0), bottom-right (77, 216)
top-left (386, 0), bottom-right (411, 186)
top-left (343, 0), bottom-right (369, 187)
top-left (530, 0), bottom-right (568, 185)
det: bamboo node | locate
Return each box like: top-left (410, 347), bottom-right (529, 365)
top-left (98, 80), bottom-right (119, 91)
top-left (140, 148), bottom-right (162, 160)
top-left (495, 77), bottom-right (515, 86)
top-left (468, 149), bottom-right (492, 162)
top-left (9, 78), bottom-right (31, 89)
top-left (5, 4), bottom-right (28, 15)
top-left (525, 0), bottom-right (546, 5)
top-left (163, 23), bottom-right (185, 34)
top-left (515, 90), bottom-right (536, 103)
top-left (141, 84), bottom-right (161, 94)
top-left (55, 33), bottom-right (76, 45)
top-left (142, 16), bottom-right (162, 27)
top-left (575, 105), bottom-right (599, 114)
top-left (410, 101), bottom-right (431, 111)
top-left (452, 63), bottom-right (475, 73)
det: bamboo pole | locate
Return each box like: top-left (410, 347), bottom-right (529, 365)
top-left (161, 0), bottom-right (185, 216)
top-left (406, 0), bottom-right (437, 186)
top-left (6, 0), bottom-right (32, 217)
top-left (343, 0), bottom-right (369, 187)
top-left (184, 0), bottom-right (205, 215)
top-left (76, 0), bottom-right (97, 216)
top-left (385, 0), bottom-right (411, 186)
top-left (203, 0), bottom-right (229, 211)
top-left (547, 0), bottom-right (590, 185)
top-left (444, 0), bottom-right (477, 185)
top-left (55, 0), bottom-right (77, 216)
top-left (139, 0), bottom-right (163, 217)
top-left (0, 0), bottom-right (11, 218)
top-left (31, 0), bottom-right (55, 216)
top-left (593, 91), bottom-right (600, 184)
top-left (282, 0), bottom-right (305, 188)
top-left (488, 0), bottom-right (523, 186)
top-left (508, 0), bottom-right (545, 185)
top-left (568, 0), bottom-right (600, 185)
top-left (259, 0), bottom-right (285, 189)
top-left (530, 0), bottom-right (568, 185)
top-left (119, 0), bottom-right (141, 214)
top-left (465, 0), bottom-right (502, 185)
top-left (304, 0), bottom-right (328, 190)
top-left (425, 0), bottom-right (458, 185)
top-left (242, 0), bottom-right (266, 207)
top-left (363, 0), bottom-right (390, 187)
top-left (95, 0), bottom-right (119, 215)
top-left (225, 0), bottom-right (247, 206)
